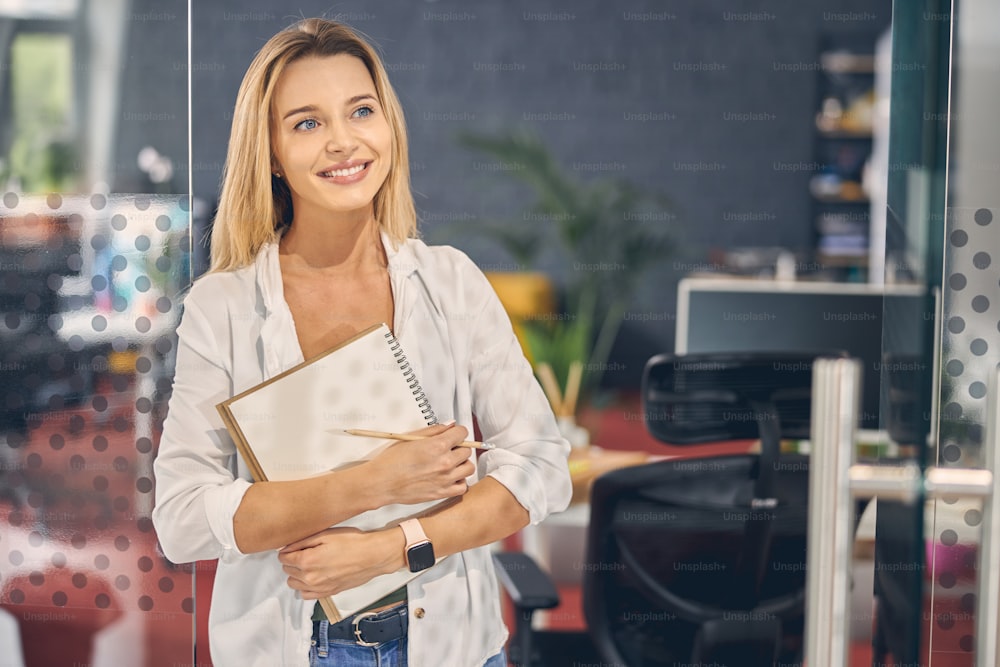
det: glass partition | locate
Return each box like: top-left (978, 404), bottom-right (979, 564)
top-left (868, 0), bottom-right (951, 663)
top-left (871, 0), bottom-right (1000, 663)
top-left (0, 2), bottom-right (193, 665)
top-left (927, 0), bottom-right (1000, 663)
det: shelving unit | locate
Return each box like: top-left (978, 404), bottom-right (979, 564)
top-left (811, 35), bottom-right (880, 281)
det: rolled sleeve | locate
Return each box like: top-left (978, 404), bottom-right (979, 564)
top-left (152, 292), bottom-right (252, 563)
top-left (201, 477), bottom-right (253, 554)
top-left (465, 269), bottom-right (572, 524)
top-left (482, 454), bottom-right (567, 526)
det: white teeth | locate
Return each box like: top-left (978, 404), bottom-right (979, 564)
top-left (321, 163), bottom-right (366, 178)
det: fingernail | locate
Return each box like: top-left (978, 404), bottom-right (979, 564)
top-left (442, 419), bottom-right (456, 426)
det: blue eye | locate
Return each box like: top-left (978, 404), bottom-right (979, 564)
top-left (294, 118), bottom-right (319, 131)
top-left (353, 106), bottom-right (374, 118)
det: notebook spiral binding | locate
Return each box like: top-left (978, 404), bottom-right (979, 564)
top-left (385, 331), bottom-right (438, 425)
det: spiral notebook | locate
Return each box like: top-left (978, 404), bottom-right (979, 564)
top-left (216, 322), bottom-right (445, 622)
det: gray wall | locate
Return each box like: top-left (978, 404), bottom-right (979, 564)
top-left (115, 0), bottom-right (188, 194)
top-left (187, 0), bottom-right (891, 387)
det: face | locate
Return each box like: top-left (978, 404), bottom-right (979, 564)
top-left (270, 54), bottom-right (392, 226)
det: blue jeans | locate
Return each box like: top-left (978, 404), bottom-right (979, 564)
top-left (308, 605), bottom-right (507, 666)
top-left (308, 638), bottom-right (508, 666)
top-left (309, 632), bottom-right (407, 667)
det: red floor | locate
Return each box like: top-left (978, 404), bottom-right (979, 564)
top-left (0, 375), bottom-right (194, 666)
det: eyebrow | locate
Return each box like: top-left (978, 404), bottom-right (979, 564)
top-left (281, 94), bottom-right (378, 121)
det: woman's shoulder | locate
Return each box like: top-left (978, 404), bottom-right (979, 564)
top-left (401, 239), bottom-right (500, 317)
top-left (181, 262), bottom-right (258, 314)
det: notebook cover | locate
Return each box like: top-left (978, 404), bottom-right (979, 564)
top-left (216, 322), bottom-right (446, 621)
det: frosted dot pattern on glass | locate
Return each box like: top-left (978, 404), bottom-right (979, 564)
top-left (933, 207), bottom-right (997, 655)
top-left (0, 194), bottom-right (192, 659)
top-left (940, 208), bottom-right (997, 463)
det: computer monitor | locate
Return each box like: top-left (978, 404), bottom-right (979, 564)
top-left (675, 278), bottom-right (930, 431)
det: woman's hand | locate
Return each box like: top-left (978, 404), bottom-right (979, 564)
top-left (363, 423), bottom-right (476, 506)
top-left (277, 527), bottom-right (404, 599)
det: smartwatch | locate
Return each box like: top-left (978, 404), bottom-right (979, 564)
top-left (399, 518), bottom-right (435, 573)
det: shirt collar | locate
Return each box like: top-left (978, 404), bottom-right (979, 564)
top-left (382, 230), bottom-right (418, 279)
top-left (252, 231), bottom-right (420, 377)
top-left (254, 240), bottom-right (283, 316)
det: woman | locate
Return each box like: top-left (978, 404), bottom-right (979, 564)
top-left (151, 17), bottom-right (571, 667)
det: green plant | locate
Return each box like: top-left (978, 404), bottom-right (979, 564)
top-left (6, 33), bottom-right (76, 193)
top-left (456, 131), bottom-right (676, 401)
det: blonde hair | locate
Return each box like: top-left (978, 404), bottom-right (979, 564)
top-left (210, 18), bottom-right (417, 272)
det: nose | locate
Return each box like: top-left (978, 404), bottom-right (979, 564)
top-left (324, 117), bottom-right (358, 155)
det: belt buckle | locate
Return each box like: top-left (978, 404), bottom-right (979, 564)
top-left (352, 611), bottom-right (380, 647)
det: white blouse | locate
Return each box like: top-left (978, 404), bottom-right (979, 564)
top-left (151, 235), bottom-right (572, 666)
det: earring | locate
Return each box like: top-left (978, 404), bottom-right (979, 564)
top-left (273, 172), bottom-right (282, 179)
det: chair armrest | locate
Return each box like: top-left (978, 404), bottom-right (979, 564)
top-left (492, 552), bottom-right (560, 612)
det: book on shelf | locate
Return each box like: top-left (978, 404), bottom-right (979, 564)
top-left (816, 211), bottom-right (870, 236)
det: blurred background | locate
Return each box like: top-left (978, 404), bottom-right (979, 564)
top-left (187, 0), bottom-right (892, 396)
top-left (1, 0), bottom-right (998, 666)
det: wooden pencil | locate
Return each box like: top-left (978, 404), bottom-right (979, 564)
top-left (341, 428), bottom-right (495, 450)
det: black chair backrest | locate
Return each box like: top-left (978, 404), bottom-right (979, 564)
top-left (581, 352), bottom-right (847, 666)
top-left (641, 351), bottom-right (847, 444)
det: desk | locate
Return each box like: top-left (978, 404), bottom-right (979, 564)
top-left (567, 446), bottom-right (652, 505)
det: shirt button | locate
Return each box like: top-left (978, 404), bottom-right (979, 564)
top-left (414, 607), bottom-right (425, 619)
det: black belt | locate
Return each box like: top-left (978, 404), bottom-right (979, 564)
top-left (319, 605), bottom-right (408, 647)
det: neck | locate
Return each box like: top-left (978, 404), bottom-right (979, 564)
top-left (279, 212), bottom-right (385, 273)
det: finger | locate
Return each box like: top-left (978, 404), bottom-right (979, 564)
top-left (290, 574), bottom-right (336, 599)
top-left (299, 586), bottom-right (333, 600)
top-left (279, 539), bottom-right (313, 555)
top-left (405, 421), bottom-right (457, 437)
top-left (445, 447), bottom-right (475, 467)
top-left (445, 479), bottom-right (470, 497)
top-left (279, 547), bottom-right (314, 570)
top-left (440, 424), bottom-right (469, 445)
top-left (279, 532), bottom-right (328, 554)
top-left (443, 455), bottom-right (474, 477)
top-left (452, 469), bottom-right (474, 489)
top-left (278, 541), bottom-right (314, 558)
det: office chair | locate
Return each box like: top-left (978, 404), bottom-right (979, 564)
top-left (496, 351), bottom-right (845, 666)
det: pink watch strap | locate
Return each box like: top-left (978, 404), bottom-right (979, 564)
top-left (399, 518), bottom-right (429, 548)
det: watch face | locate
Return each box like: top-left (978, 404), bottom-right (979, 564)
top-left (407, 542), bottom-right (435, 573)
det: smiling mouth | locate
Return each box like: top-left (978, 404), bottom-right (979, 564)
top-left (318, 162), bottom-right (369, 178)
